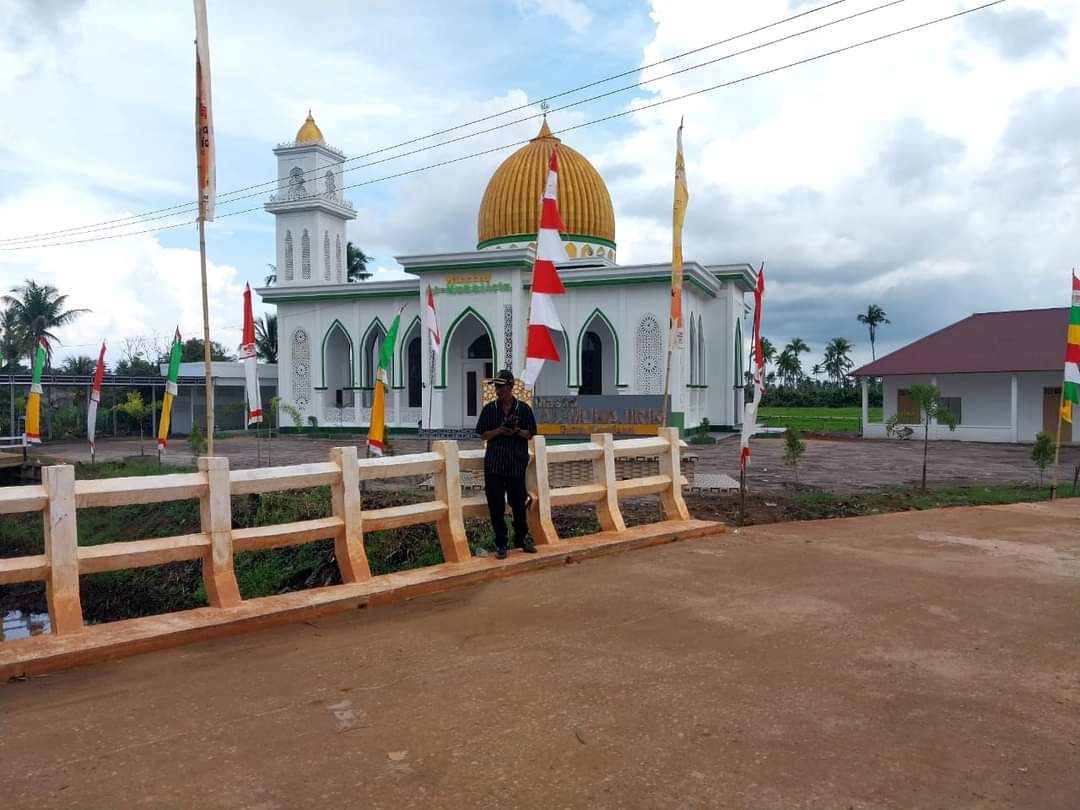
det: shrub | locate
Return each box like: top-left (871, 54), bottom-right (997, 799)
top-left (187, 421), bottom-right (207, 462)
top-left (782, 427), bottom-right (806, 483)
top-left (1031, 432), bottom-right (1055, 486)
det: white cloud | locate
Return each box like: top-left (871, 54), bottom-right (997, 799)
top-left (517, 0), bottom-right (593, 33)
top-left (0, 187), bottom-right (247, 362)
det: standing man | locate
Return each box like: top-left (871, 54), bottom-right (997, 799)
top-left (476, 369), bottom-right (537, 559)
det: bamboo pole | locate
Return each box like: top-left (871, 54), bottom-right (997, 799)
top-left (198, 216), bottom-right (215, 456)
top-left (1050, 385), bottom-right (1064, 500)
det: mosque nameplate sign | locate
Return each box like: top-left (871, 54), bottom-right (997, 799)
top-left (534, 395), bottom-right (665, 436)
top-left (433, 272), bottom-right (511, 296)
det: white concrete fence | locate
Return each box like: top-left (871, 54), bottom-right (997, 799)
top-left (0, 429), bottom-right (690, 639)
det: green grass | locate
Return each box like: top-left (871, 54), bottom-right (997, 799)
top-left (787, 484), bottom-right (1074, 520)
top-left (758, 405), bottom-right (883, 434)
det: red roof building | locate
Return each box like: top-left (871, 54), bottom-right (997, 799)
top-left (854, 308), bottom-right (1073, 445)
top-left (854, 308), bottom-right (1069, 377)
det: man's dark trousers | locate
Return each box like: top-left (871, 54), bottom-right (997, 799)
top-left (485, 472), bottom-right (528, 550)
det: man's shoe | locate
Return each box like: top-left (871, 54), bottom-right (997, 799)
top-left (520, 538), bottom-right (537, 554)
top-left (495, 547), bottom-right (508, 560)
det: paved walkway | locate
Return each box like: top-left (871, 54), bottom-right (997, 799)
top-left (32, 433), bottom-right (1080, 494)
top-left (2, 500), bottom-right (1077, 809)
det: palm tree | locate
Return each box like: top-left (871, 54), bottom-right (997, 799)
top-left (1, 306), bottom-right (23, 371)
top-left (758, 336), bottom-right (777, 369)
top-left (264, 263), bottom-right (277, 286)
top-left (60, 355), bottom-right (96, 375)
top-left (857, 304), bottom-right (890, 361)
top-left (255, 313), bottom-right (277, 362)
top-left (346, 242), bottom-right (373, 282)
top-left (2, 280), bottom-right (89, 366)
top-left (776, 348), bottom-right (801, 387)
top-left (822, 337), bottom-right (854, 385)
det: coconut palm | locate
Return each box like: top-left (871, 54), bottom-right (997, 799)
top-left (758, 336), bottom-right (776, 369)
top-left (821, 337), bottom-right (855, 385)
top-left (264, 263), bottom-right (277, 286)
top-left (857, 304), bottom-right (890, 361)
top-left (2, 280), bottom-right (89, 366)
top-left (60, 355), bottom-right (96, 375)
top-left (255, 313), bottom-right (277, 362)
top-left (776, 347), bottom-right (801, 387)
top-left (346, 242), bottom-right (373, 282)
top-left (1, 306), bottom-right (23, 371)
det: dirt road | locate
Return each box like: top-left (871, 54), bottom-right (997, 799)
top-left (2, 500), bottom-right (1078, 809)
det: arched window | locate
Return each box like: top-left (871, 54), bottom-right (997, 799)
top-left (734, 319), bottom-right (744, 387)
top-left (291, 328), bottom-right (311, 411)
top-left (698, 314), bottom-right (706, 385)
top-left (301, 229), bottom-right (311, 280)
top-left (689, 316), bottom-right (697, 385)
top-left (324, 170), bottom-right (336, 196)
top-left (335, 234), bottom-right (343, 283)
top-left (635, 314), bottom-right (662, 394)
top-left (284, 231), bottom-right (294, 281)
top-left (407, 336), bottom-right (422, 408)
top-left (288, 167), bottom-right (306, 199)
top-left (323, 231), bottom-right (331, 281)
top-left (580, 331), bottom-right (603, 395)
top-left (467, 334), bottom-right (492, 359)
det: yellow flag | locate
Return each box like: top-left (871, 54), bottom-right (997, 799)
top-left (1063, 400), bottom-right (1073, 424)
top-left (670, 118), bottom-right (688, 350)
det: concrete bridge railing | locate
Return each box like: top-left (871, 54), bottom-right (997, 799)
top-left (0, 429), bottom-right (691, 641)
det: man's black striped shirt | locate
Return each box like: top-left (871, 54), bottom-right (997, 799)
top-left (476, 398), bottom-right (536, 478)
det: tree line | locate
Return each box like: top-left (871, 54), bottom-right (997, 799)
top-left (749, 304), bottom-right (891, 407)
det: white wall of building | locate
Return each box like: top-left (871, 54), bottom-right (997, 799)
top-left (865, 371), bottom-right (1072, 443)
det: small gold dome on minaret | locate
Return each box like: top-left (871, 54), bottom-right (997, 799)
top-left (295, 110), bottom-right (325, 144)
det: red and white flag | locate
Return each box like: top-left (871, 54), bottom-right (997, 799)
top-left (87, 341), bottom-right (106, 456)
top-left (521, 147), bottom-right (568, 387)
top-left (194, 0), bottom-right (215, 221)
top-left (426, 284), bottom-right (441, 349)
top-left (241, 283), bottom-right (263, 425)
top-left (740, 265), bottom-right (766, 471)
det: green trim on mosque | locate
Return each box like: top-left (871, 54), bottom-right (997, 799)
top-left (575, 307), bottom-right (624, 388)
top-left (439, 306), bottom-right (498, 388)
top-left (396, 315), bottom-right (422, 388)
top-left (359, 316), bottom-right (391, 388)
top-left (475, 233), bottom-right (618, 251)
top-left (320, 319), bottom-right (354, 390)
top-left (526, 274), bottom-right (717, 299)
top-left (266, 290), bottom-right (415, 303)
top-left (405, 259), bottom-right (533, 275)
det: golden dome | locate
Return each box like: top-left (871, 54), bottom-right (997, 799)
top-left (295, 110), bottom-right (325, 144)
top-left (477, 120), bottom-right (615, 250)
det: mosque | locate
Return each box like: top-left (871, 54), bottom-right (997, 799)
top-left (257, 112), bottom-right (756, 435)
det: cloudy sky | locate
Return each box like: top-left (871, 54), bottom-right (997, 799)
top-left (0, 0), bottom-right (1077, 368)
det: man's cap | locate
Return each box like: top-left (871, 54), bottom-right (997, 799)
top-left (492, 369), bottom-right (515, 386)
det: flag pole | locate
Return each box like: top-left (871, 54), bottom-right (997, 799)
top-left (1050, 384), bottom-right (1064, 500)
top-left (198, 216), bottom-right (215, 456)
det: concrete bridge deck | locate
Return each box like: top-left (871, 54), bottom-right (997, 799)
top-left (2, 501), bottom-right (1078, 809)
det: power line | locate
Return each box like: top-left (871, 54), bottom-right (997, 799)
top-left (0, 0), bottom-right (856, 247)
top-left (0, 1), bottom-right (1004, 254)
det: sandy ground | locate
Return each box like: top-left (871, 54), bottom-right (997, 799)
top-left (31, 433), bottom-right (1080, 494)
top-left (2, 500), bottom-right (1077, 809)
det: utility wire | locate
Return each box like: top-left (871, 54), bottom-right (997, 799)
top-left (0, 0), bottom-right (1004, 253)
top-left (8, 0), bottom-right (912, 247)
top-left (0, 0), bottom-right (855, 246)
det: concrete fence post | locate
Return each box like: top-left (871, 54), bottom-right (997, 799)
top-left (330, 446), bottom-right (371, 582)
top-left (526, 435), bottom-right (558, 545)
top-left (592, 433), bottom-right (626, 533)
top-left (42, 465), bottom-right (84, 634)
top-left (657, 427), bottom-right (690, 521)
top-left (198, 457), bottom-right (242, 608)
top-left (433, 441), bottom-right (470, 563)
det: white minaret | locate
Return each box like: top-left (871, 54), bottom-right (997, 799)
top-left (265, 111), bottom-right (356, 286)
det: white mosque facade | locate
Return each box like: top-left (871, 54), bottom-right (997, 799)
top-left (258, 113), bottom-right (756, 435)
